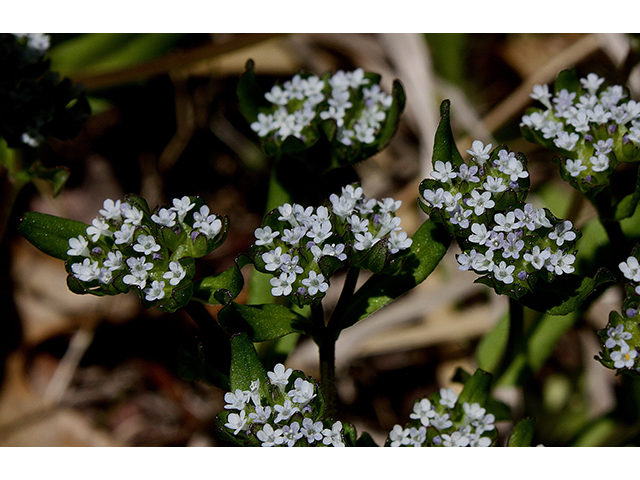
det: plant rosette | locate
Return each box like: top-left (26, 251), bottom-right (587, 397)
top-left (249, 184), bottom-right (413, 308)
top-left (597, 246), bottom-right (640, 373)
top-left (238, 61), bottom-right (405, 170)
top-left (20, 194), bottom-right (228, 313)
top-left (521, 70), bottom-right (640, 198)
top-left (217, 363), bottom-right (345, 447)
top-left (419, 142), bottom-right (580, 299)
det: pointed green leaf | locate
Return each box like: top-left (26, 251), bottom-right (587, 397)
top-left (218, 302), bottom-right (315, 342)
top-left (614, 166), bottom-right (640, 221)
top-left (456, 369), bottom-right (493, 407)
top-left (192, 254), bottom-right (250, 306)
top-left (18, 211), bottom-right (89, 261)
top-left (518, 268), bottom-right (614, 315)
top-left (507, 418), bottom-right (536, 447)
top-left (229, 332), bottom-right (270, 395)
top-left (432, 99), bottom-right (464, 168)
top-left (31, 165), bottom-right (70, 197)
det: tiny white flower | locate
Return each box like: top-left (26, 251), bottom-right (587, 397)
top-left (256, 424), bottom-right (283, 447)
top-left (483, 175), bottom-right (507, 193)
top-left (270, 272), bottom-right (296, 297)
top-left (431, 412), bottom-right (453, 430)
top-left (580, 73), bottom-right (605, 95)
top-left (67, 235), bottom-right (91, 257)
top-left (466, 140), bottom-right (492, 163)
top-left (611, 344), bottom-right (638, 369)
top-left (99, 199), bottom-right (122, 221)
top-left (301, 418), bottom-right (324, 444)
top-left (171, 196), bottom-right (195, 221)
top-left (322, 421), bottom-right (344, 447)
top-left (354, 231), bottom-right (380, 251)
top-left (122, 205), bottom-right (144, 225)
top-left (523, 245), bottom-right (551, 270)
top-left (163, 261), bottom-right (186, 286)
top-left (530, 84), bottom-right (552, 109)
top-left (71, 258), bottom-right (100, 282)
top-left (133, 234), bottom-right (161, 255)
top-left (287, 378), bottom-right (317, 406)
top-left (103, 250), bottom-right (124, 271)
top-left (388, 231), bottom-right (412, 254)
top-left (388, 425), bottom-right (411, 447)
top-left (493, 261), bottom-right (515, 284)
top-left (431, 161), bottom-right (457, 182)
top-left (466, 190), bottom-right (494, 215)
top-left (268, 363), bottom-right (292, 391)
top-left (86, 217), bottom-right (113, 242)
top-left (565, 159), bottom-right (588, 177)
top-left (409, 398), bottom-right (435, 427)
top-left (605, 325), bottom-right (632, 349)
top-left (439, 388), bottom-right (458, 408)
top-left (548, 221), bottom-right (576, 246)
top-left (225, 411), bottom-right (249, 436)
top-left (441, 431), bottom-right (470, 447)
top-left (151, 208), bottom-right (176, 227)
top-left (273, 399), bottom-right (300, 423)
top-left (554, 131), bottom-right (580, 151)
top-left (224, 389), bottom-right (248, 410)
top-left (114, 223), bottom-right (136, 245)
top-left (590, 154), bottom-right (610, 172)
top-left (301, 271), bottom-right (329, 296)
top-left (254, 226), bottom-right (279, 246)
top-left (620, 256), bottom-right (640, 282)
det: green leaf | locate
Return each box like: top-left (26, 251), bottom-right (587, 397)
top-left (229, 332), bottom-right (270, 395)
top-left (456, 368), bottom-right (493, 407)
top-left (340, 218), bottom-right (451, 330)
top-left (614, 166), bottom-right (640, 221)
top-left (218, 302), bottom-right (314, 342)
top-left (192, 255), bottom-right (250, 306)
top-left (554, 69), bottom-right (580, 94)
top-left (237, 59), bottom-right (271, 123)
top-left (518, 268), bottom-right (614, 315)
top-left (432, 99), bottom-right (464, 168)
top-left (507, 418), bottom-right (535, 447)
top-left (18, 211), bottom-right (89, 261)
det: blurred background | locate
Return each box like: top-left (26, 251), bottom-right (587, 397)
top-left (1, 32), bottom-right (639, 447)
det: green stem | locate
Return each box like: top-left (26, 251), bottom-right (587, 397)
top-left (183, 301), bottom-right (231, 372)
top-left (495, 297), bottom-right (525, 381)
top-left (327, 266), bottom-right (361, 333)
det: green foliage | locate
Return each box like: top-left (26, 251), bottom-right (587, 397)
top-left (18, 211), bottom-right (89, 260)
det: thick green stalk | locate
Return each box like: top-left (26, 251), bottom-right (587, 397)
top-left (494, 296), bottom-right (525, 382)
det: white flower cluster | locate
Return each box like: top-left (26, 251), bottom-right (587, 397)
top-left (388, 388), bottom-right (495, 447)
top-left (253, 185), bottom-right (412, 304)
top-left (420, 143), bottom-right (578, 295)
top-left (11, 33), bottom-right (50, 54)
top-left (250, 68), bottom-right (393, 147)
top-left (222, 363), bottom-right (345, 447)
top-left (66, 196), bottom-right (224, 308)
top-left (522, 72), bottom-right (640, 187)
top-left (603, 324), bottom-right (638, 370)
top-left (620, 256), bottom-right (640, 296)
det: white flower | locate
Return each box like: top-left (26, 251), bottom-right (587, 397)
top-left (354, 231), bottom-right (380, 251)
top-left (565, 159), bottom-right (588, 177)
top-left (457, 164), bottom-right (481, 183)
top-left (99, 198), bottom-right (122, 221)
top-left (388, 425), bottom-right (411, 447)
top-left (388, 231), bottom-right (412, 254)
top-left (123, 256), bottom-right (153, 286)
top-left (469, 433), bottom-right (492, 447)
top-left (442, 431), bottom-right (470, 447)
top-left (281, 423), bottom-right (303, 447)
top-left (225, 411), bottom-right (249, 436)
top-left (471, 249), bottom-right (495, 273)
top-left (409, 398), bottom-right (435, 427)
top-left (306, 219), bottom-right (333, 244)
top-left (483, 175), bottom-right (507, 193)
top-left (143, 280), bottom-right (165, 301)
top-left (442, 191), bottom-right (462, 212)
top-left (589, 154), bottom-right (610, 172)
top-left (114, 223), bottom-right (136, 245)
top-left (103, 251), bottom-right (124, 271)
top-left (151, 208), bottom-right (176, 227)
top-left (431, 161), bottom-right (457, 182)
top-left (67, 235), bottom-right (91, 257)
top-left (493, 261), bottom-right (515, 284)
top-left (133, 234), bottom-right (161, 255)
top-left (163, 261), bottom-right (186, 286)
top-left (270, 272), bottom-right (296, 297)
top-left (548, 251), bottom-right (576, 275)
top-left (548, 221), bottom-right (576, 246)
top-left (554, 131), bottom-right (580, 151)
top-left (301, 271), bottom-right (329, 296)
top-left (439, 388), bottom-right (458, 408)
top-left (122, 205), bottom-right (144, 225)
top-left (254, 226), bottom-right (279, 246)
top-left (466, 140), bottom-right (492, 163)
top-left (224, 389), bottom-right (248, 410)
top-left (422, 188), bottom-right (446, 208)
top-left (530, 84), bottom-right (552, 109)
top-left (449, 206), bottom-right (472, 229)
top-left (322, 421), bottom-right (344, 447)
top-left (620, 256), bottom-right (640, 282)
top-left (171, 196), bottom-right (195, 221)
top-left (466, 190), bottom-right (494, 215)
top-left (611, 344), bottom-right (638, 369)
top-left (468, 223), bottom-right (490, 245)
top-left (301, 418), bottom-right (324, 444)
top-left (71, 259), bottom-right (100, 282)
top-left (251, 113), bottom-right (276, 137)
top-left (262, 247), bottom-right (285, 272)
top-left (605, 325), bottom-right (632, 349)
top-left (249, 405), bottom-right (272, 425)
top-left (268, 363), bottom-right (292, 391)
top-left (493, 211), bottom-right (521, 232)
top-left (580, 73), bottom-right (605, 95)
top-left (502, 232), bottom-right (525, 259)
top-left (431, 412), bottom-right (453, 430)
top-left (378, 198), bottom-right (402, 214)
top-left (264, 85), bottom-right (290, 105)
top-left (462, 402), bottom-right (486, 421)
top-left (256, 424), bottom-right (284, 447)
top-left (287, 378), bottom-right (316, 406)
top-left (408, 427), bottom-right (427, 447)
top-left (523, 246), bottom-right (551, 270)
top-left (500, 157), bottom-right (529, 182)
top-left (594, 138), bottom-right (614, 155)
top-left (86, 218), bottom-right (113, 242)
